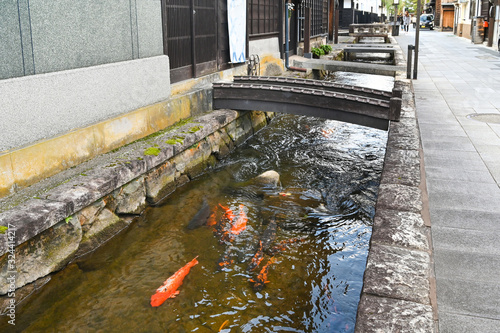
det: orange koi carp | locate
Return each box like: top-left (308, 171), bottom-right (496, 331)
top-left (249, 257), bottom-right (275, 291)
top-left (230, 205), bottom-right (247, 235)
top-left (150, 256), bottom-right (199, 307)
top-left (219, 203), bottom-right (235, 221)
top-left (206, 211), bottom-right (217, 227)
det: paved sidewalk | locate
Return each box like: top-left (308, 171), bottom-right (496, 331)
top-left (396, 30), bottom-right (500, 332)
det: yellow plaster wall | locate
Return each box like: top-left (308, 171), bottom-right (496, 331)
top-left (0, 93), bottom-right (206, 199)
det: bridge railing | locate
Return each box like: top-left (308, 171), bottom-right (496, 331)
top-left (349, 23), bottom-right (390, 38)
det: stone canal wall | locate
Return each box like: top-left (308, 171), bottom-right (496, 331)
top-left (354, 43), bottom-right (438, 331)
top-left (0, 109), bottom-right (274, 311)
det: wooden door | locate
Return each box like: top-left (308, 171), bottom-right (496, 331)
top-left (442, 9), bottom-right (454, 29)
top-left (162, 0), bottom-right (220, 83)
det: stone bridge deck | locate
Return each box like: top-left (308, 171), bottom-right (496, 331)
top-left (213, 76), bottom-right (402, 130)
top-left (293, 58), bottom-right (406, 77)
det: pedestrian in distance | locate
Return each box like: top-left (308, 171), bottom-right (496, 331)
top-left (403, 11), bottom-right (410, 32)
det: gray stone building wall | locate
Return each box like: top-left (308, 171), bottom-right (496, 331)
top-left (0, 0), bottom-right (163, 79)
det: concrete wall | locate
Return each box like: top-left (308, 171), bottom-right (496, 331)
top-left (0, 0), bottom-right (163, 79)
top-left (0, 55), bottom-right (171, 153)
top-left (249, 37), bottom-right (281, 59)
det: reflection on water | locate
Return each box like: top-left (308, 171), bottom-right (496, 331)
top-left (4, 76), bottom-right (391, 333)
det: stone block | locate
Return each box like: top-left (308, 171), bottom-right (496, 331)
top-left (0, 275), bottom-right (51, 314)
top-left (362, 243), bottom-right (431, 304)
top-left (113, 177), bottom-right (146, 215)
top-left (76, 207), bottom-right (131, 257)
top-left (355, 294), bottom-right (434, 333)
top-left (250, 111), bottom-right (268, 133)
top-left (44, 185), bottom-right (102, 217)
top-left (376, 184), bottom-right (422, 213)
top-left (372, 209), bottom-right (429, 251)
top-left (145, 161), bottom-right (176, 204)
top-left (380, 161), bottom-right (421, 187)
top-left (226, 112), bottom-right (254, 145)
top-left (387, 117), bottom-right (421, 150)
top-left (0, 199), bottom-right (70, 256)
top-left (0, 217), bottom-right (82, 294)
top-left (384, 148), bottom-right (420, 167)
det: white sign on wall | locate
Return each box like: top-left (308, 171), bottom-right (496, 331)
top-left (228, 0), bottom-right (247, 63)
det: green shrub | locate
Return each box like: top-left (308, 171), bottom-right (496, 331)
top-left (311, 47), bottom-right (325, 58)
top-left (320, 44), bottom-right (332, 54)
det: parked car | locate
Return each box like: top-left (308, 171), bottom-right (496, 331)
top-left (420, 14), bottom-right (434, 30)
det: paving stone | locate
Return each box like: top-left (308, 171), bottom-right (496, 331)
top-left (438, 312), bottom-right (500, 333)
top-left (432, 226), bottom-right (500, 255)
top-left (355, 294), bottom-right (434, 333)
top-left (433, 248), bottom-right (500, 282)
top-left (435, 278), bottom-right (500, 320)
top-left (362, 243), bottom-right (431, 304)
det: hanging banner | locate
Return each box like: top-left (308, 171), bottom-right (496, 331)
top-left (228, 0), bottom-right (246, 63)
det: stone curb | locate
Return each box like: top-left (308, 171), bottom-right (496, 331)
top-left (354, 40), bottom-right (438, 332)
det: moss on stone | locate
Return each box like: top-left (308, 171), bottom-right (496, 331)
top-left (144, 147), bottom-right (161, 156)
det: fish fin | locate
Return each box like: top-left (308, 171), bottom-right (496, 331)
top-left (265, 280), bottom-right (271, 283)
top-left (249, 279), bottom-right (255, 283)
top-left (170, 290), bottom-right (180, 298)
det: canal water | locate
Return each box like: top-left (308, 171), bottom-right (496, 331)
top-left (4, 74), bottom-right (391, 333)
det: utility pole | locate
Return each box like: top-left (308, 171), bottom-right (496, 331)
top-left (335, 0), bottom-right (339, 44)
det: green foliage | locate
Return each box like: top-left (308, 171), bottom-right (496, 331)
top-left (320, 44), bottom-right (332, 54)
top-left (65, 216), bottom-right (72, 224)
top-left (311, 47), bottom-right (325, 58)
top-left (0, 226), bottom-right (8, 234)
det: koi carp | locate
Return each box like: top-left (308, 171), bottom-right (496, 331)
top-left (261, 217), bottom-right (277, 253)
top-left (230, 204), bottom-right (247, 235)
top-left (219, 203), bottom-right (235, 221)
top-left (268, 237), bottom-right (306, 256)
top-left (150, 256), bottom-right (199, 307)
top-left (247, 241), bottom-right (264, 271)
top-left (206, 211), bottom-right (217, 227)
top-left (249, 257), bottom-right (275, 291)
top-left (217, 249), bottom-right (234, 270)
top-left (187, 199), bottom-right (211, 230)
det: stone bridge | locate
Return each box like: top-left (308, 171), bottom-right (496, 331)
top-left (213, 76), bottom-right (402, 131)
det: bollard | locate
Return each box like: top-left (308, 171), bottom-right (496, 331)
top-left (389, 97), bottom-right (402, 121)
top-left (407, 45), bottom-right (415, 79)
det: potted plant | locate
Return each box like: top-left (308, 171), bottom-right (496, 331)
top-left (311, 47), bottom-right (325, 59)
top-left (320, 44), bottom-right (332, 55)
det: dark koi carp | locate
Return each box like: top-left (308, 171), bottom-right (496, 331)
top-left (247, 241), bottom-right (264, 271)
top-left (150, 256), bottom-right (199, 307)
top-left (187, 199), bottom-right (211, 230)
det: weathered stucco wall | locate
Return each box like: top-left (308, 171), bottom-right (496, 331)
top-left (0, 0), bottom-right (163, 79)
top-left (0, 109), bottom-right (274, 311)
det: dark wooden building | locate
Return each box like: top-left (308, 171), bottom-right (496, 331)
top-left (162, 0), bottom-right (332, 83)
